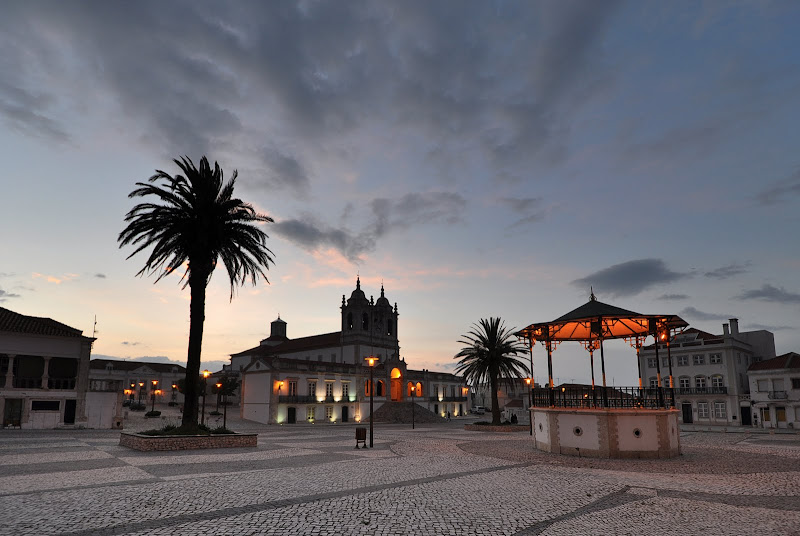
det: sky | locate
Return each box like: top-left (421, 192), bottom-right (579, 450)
top-left (1, 1), bottom-right (799, 385)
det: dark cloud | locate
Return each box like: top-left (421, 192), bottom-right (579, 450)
top-left (0, 288), bottom-right (21, 302)
top-left (121, 341), bottom-right (141, 346)
top-left (94, 273), bottom-right (107, 279)
top-left (275, 192), bottom-right (466, 261)
top-left (756, 169), bottom-right (800, 205)
top-left (498, 197), bottom-right (550, 228)
top-left (679, 307), bottom-right (731, 322)
top-left (736, 284), bottom-right (800, 304)
top-left (744, 323), bottom-right (793, 331)
top-left (657, 294), bottom-right (689, 301)
top-left (572, 259), bottom-right (689, 297)
top-left (704, 263), bottom-right (750, 280)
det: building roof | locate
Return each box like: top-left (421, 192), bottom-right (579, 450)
top-left (748, 352), bottom-right (800, 372)
top-left (89, 358), bottom-right (186, 373)
top-left (0, 306), bottom-right (89, 338)
top-left (232, 332), bottom-right (343, 358)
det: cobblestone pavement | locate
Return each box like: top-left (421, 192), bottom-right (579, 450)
top-left (1, 413), bottom-right (799, 535)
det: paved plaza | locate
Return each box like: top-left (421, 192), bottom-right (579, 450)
top-left (1, 412), bottom-right (799, 536)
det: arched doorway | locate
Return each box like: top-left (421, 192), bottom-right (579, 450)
top-left (391, 368), bottom-right (402, 401)
top-left (287, 407), bottom-right (296, 424)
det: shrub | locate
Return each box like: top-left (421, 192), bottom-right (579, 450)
top-left (209, 410), bottom-right (222, 416)
top-left (211, 426), bottom-right (234, 435)
top-left (145, 410), bottom-right (162, 418)
top-left (129, 403), bottom-right (147, 411)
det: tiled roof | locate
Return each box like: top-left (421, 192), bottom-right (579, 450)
top-left (89, 358), bottom-right (186, 373)
top-left (231, 332), bottom-right (343, 358)
top-left (748, 352), bottom-right (800, 372)
top-left (0, 306), bottom-right (87, 338)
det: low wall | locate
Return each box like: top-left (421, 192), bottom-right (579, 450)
top-left (464, 424), bottom-right (529, 433)
top-left (119, 432), bottom-right (258, 451)
top-left (532, 407), bottom-right (680, 459)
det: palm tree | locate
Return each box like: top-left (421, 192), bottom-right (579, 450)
top-left (455, 317), bottom-right (529, 425)
top-left (118, 156), bottom-right (274, 428)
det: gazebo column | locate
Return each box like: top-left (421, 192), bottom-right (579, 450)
top-left (546, 341), bottom-right (554, 407)
top-left (599, 339), bottom-right (608, 407)
top-left (652, 324), bottom-right (664, 409)
top-left (666, 335), bottom-right (675, 408)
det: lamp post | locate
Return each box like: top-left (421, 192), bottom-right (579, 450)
top-left (222, 378), bottom-right (228, 430)
top-left (365, 356), bottom-right (378, 448)
top-left (410, 382), bottom-right (415, 430)
top-left (150, 380), bottom-right (158, 413)
top-left (525, 378), bottom-right (532, 436)
top-left (201, 369), bottom-right (210, 426)
top-left (171, 383), bottom-right (177, 404)
top-left (138, 382), bottom-right (144, 406)
top-left (129, 383), bottom-right (135, 404)
top-left (215, 382), bottom-right (222, 412)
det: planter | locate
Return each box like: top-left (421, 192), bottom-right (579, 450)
top-left (119, 432), bottom-right (258, 451)
top-left (464, 424), bottom-right (529, 433)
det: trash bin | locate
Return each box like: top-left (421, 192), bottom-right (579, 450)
top-left (355, 426), bottom-right (367, 449)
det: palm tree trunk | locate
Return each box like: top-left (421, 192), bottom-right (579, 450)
top-left (490, 372), bottom-right (501, 425)
top-left (181, 271), bottom-right (207, 426)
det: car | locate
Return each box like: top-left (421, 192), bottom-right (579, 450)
top-left (472, 406), bottom-right (486, 415)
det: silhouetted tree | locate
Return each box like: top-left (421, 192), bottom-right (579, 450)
top-left (454, 317), bottom-right (529, 425)
top-left (119, 156), bottom-right (274, 428)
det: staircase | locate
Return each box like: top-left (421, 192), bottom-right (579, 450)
top-left (370, 402), bottom-right (445, 424)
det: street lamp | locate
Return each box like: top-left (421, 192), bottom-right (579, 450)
top-left (171, 383), bottom-right (178, 404)
top-left (365, 356), bottom-right (379, 448)
top-left (215, 382), bottom-right (222, 412)
top-left (525, 378), bottom-right (533, 436)
top-left (138, 382), bottom-right (144, 405)
top-left (129, 383), bottom-right (135, 404)
top-left (222, 377), bottom-right (229, 430)
top-left (201, 370), bottom-right (210, 426)
top-left (410, 382), bottom-right (415, 430)
top-left (150, 380), bottom-right (158, 413)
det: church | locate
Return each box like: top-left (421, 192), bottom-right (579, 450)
top-left (234, 278), bottom-right (469, 424)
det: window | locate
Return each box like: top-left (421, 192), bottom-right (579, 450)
top-left (757, 379), bottom-right (769, 392)
top-left (307, 407), bottom-right (315, 422)
top-left (325, 383), bottom-right (334, 397)
top-left (695, 376), bottom-right (706, 389)
top-left (387, 319), bottom-right (393, 336)
top-left (792, 378), bottom-right (800, 389)
top-left (647, 358), bottom-right (657, 368)
top-left (711, 376), bottom-right (724, 389)
top-left (679, 377), bottom-right (690, 389)
top-left (308, 381), bottom-right (317, 397)
top-left (714, 402), bottom-right (726, 419)
top-left (697, 401), bottom-right (709, 418)
top-left (377, 380), bottom-right (385, 396)
top-left (693, 354), bottom-right (705, 366)
top-left (347, 313), bottom-right (354, 330)
top-left (678, 355), bottom-right (689, 367)
top-left (31, 400), bottom-right (60, 411)
top-left (710, 353), bottom-right (722, 364)
top-left (662, 357), bottom-right (670, 367)
top-left (365, 379), bottom-right (371, 396)
top-left (288, 381), bottom-right (297, 396)
top-left (774, 379), bottom-right (785, 391)
top-left (362, 312), bottom-right (369, 330)
top-left (649, 377), bottom-right (658, 388)
top-left (342, 383), bottom-right (349, 399)
top-left (325, 406), bottom-right (333, 421)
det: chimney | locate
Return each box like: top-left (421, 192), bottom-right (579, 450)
top-left (729, 318), bottom-right (739, 336)
top-left (722, 323), bottom-right (729, 336)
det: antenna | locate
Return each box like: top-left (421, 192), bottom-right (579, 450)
top-left (90, 315), bottom-right (98, 349)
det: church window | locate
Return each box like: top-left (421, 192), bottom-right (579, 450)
top-left (387, 319), bottom-right (393, 336)
top-left (347, 313), bottom-right (353, 330)
top-left (362, 313), bottom-right (369, 330)
top-left (377, 380), bottom-right (385, 396)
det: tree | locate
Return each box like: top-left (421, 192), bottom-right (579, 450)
top-left (454, 317), bottom-right (529, 425)
top-left (118, 156), bottom-right (274, 428)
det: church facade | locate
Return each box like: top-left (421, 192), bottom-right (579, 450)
top-left (235, 278), bottom-right (469, 424)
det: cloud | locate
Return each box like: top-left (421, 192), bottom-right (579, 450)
top-left (704, 263), bottom-right (750, 280)
top-left (274, 192), bottom-right (466, 261)
top-left (679, 307), bottom-right (731, 322)
top-left (498, 197), bottom-right (550, 228)
top-left (94, 273), bottom-right (107, 279)
top-left (121, 341), bottom-right (141, 346)
top-left (572, 259), bottom-right (689, 297)
top-left (744, 323), bottom-right (793, 331)
top-left (32, 272), bottom-right (78, 284)
top-left (657, 294), bottom-right (689, 301)
top-left (0, 288), bottom-right (21, 302)
top-left (736, 284), bottom-right (800, 304)
top-left (756, 169), bottom-right (800, 205)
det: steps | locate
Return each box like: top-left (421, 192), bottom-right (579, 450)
top-left (370, 401), bottom-right (445, 424)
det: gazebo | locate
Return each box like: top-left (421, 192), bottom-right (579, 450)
top-left (515, 292), bottom-right (688, 459)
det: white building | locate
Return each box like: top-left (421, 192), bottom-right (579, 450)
top-left (236, 279), bottom-right (469, 424)
top-left (748, 352), bottom-right (800, 429)
top-left (1, 306), bottom-right (97, 428)
top-left (89, 358), bottom-right (186, 407)
top-left (639, 318), bottom-right (775, 427)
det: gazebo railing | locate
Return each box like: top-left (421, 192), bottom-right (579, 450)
top-left (531, 386), bottom-right (675, 409)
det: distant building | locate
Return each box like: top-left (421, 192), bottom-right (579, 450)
top-left (89, 358), bottom-right (186, 408)
top-left (0, 306), bottom-right (95, 428)
top-left (473, 377), bottom-right (540, 421)
top-left (235, 278), bottom-right (469, 424)
top-left (748, 352), bottom-right (800, 429)
top-left (639, 318), bottom-right (776, 427)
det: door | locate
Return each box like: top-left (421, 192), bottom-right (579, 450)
top-left (681, 402), bottom-right (693, 423)
top-left (64, 399), bottom-right (76, 425)
top-left (341, 406), bottom-right (348, 423)
top-left (287, 407), bottom-right (296, 424)
top-left (740, 406), bottom-right (752, 426)
top-left (776, 407), bottom-right (787, 428)
top-left (3, 399), bottom-right (23, 427)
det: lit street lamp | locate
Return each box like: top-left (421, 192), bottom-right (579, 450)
top-left (215, 382), bottom-right (222, 412)
top-left (150, 380), bottom-right (159, 413)
top-left (201, 370), bottom-right (210, 426)
top-left (410, 382), bottom-right (415, 430)
top-left (365, 356), bottom-right (379, 448)
top-left (525, 378), bottom-right (533, 436)
top-left (171, 383), bottom-right (178, 404)
top-left (138, 382), bottom-right (144, 405)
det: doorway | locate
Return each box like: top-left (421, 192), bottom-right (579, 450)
top-left (3, 399), bottom-right (23, 427)
top-left (740, 406), bottom-right (752, 426)
top-left (341, 406), bottom-right (349, 423)
top-left (64, 399), bottom-right (77, 425)
top-left (390, 368), bottom-right (402, 401)
top-left (681, 402), bottom-right (693, 424)
top-left (287, 407), bottom-right (296, 424)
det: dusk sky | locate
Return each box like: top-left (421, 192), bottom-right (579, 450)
top-left (1, 1), bottom-right (799, 385)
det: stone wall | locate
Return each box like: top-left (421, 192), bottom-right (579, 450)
top-left (464, 424), bottom-right (529, 433)
top-left (119, 432), bottom-right (257, 451)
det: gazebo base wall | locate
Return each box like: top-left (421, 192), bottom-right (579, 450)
top-left (531, 407), bottom-right (680, 459)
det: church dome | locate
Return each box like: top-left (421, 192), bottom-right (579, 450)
top-left (376, 284), bottom-right (390, 307)
top-left (347, 277), bottom-right (369, 305)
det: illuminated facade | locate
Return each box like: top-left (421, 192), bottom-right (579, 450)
top-left (747, 352), bottom-right (800, 429)
top-left (236, 278), bottom-right (468, 424)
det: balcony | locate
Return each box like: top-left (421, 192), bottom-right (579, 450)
top-left (278, 395), bottom-right (318, 404)
top-left (532, 386), bottom-right (675, 409)
top-left (675, 387), bottom-right (728, 395)
top-left (768, 391), bottom-right (788, 400)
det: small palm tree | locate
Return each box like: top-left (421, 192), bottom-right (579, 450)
top-left (119, 156), bottom-right (274, 428)
top-left (455, 317), bottom-right (529, 425)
